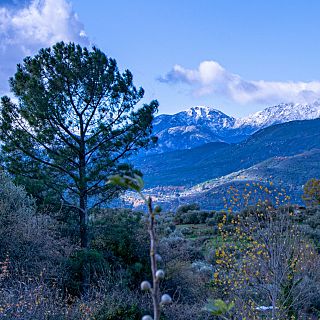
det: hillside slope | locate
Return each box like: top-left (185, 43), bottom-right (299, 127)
top-left (130, 149), bottom-right (320, 211)
top-left (133, 119), bottom-right (320, 187)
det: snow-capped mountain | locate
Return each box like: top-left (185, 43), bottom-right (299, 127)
top-left (150, 102), bottom-right (320, 154)
top-left (151, 106), bottom-right (235, 153)
top-left (153, 106), bottom-right (235, 132)
top-left (234, 101), bottom-right (320, 129)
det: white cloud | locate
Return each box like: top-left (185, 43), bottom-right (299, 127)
top-left (160, 60), bottom-right (320, 105)
top-left (0, 0), bottom-right (89, 93)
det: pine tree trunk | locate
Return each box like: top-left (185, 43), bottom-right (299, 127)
top-left (79, 192), bottom-right (90, 292)
top-left (79, 193), bottom-right (89, 248)
top-left (79, 125), bottom-right (90, 291)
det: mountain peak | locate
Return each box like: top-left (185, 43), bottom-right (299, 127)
top-left (186, 105), bottom-right (219, 113)
top-left (182, 105), bottom-right (227, 118)
top-left (234, 101), bottom-right (320, 128)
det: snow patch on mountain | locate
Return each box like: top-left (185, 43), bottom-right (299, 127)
top-left (167, 125), bottom-right (197, 134)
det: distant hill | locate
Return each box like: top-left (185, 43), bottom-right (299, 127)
top-left (177, 148), bottom-right (320, 210)
top-left (126, 148), bottom-right (320, 211)
top-left (150, 102), bottom-right (320, 153)
top-left (133, 118), bottom-right (320, 188)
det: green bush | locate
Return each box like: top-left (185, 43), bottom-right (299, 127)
top-left (176, 203), bottom-right (201, 215)
top-left (65, 249), bottom-right (107, 295)
top-left (175, 203), bottom-right (215, 224)
top-left (205, 211), bottom-right (233, 225)
top-left (295, 206), bottom-right (320, 249)
top-left (94, 303), bottom-right (144, 320)
top-left (91, 208), bottom-right (150, 286)
top-left (175, 203), bottom-right (200, 223)
top-left (180, 209), bottom-right (215, 225)
top-left (63, 208), bottom-right (151, 295)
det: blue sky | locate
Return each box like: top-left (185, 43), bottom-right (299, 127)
top-left (1, 1), bottom-right (320, 117)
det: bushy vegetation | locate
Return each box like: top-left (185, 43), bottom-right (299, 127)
top-left (208, 182), bottom-right (320, 319)
top-left (1, 170), bottom-right (320, 319)
top-left (302, 178), bottom-right (320, 206)
top-left (174, 203), bottom-right (215, 224)
top-left (0, 171), bottom-right (219, 319)
top-left (0, 41), bottom-right (319, 319)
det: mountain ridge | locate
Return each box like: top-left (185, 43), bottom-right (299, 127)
top-left (151, 102), bottom-right (320, 153)
top-left (133, 118), bottom-right (320, 187)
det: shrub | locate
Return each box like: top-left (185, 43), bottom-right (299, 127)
top-left (295, 206), bottom-right (320, 249)
top-left (0, 270), bottom-right (146, 320)
top-left (0, 172), bottom-right (35, 257)
top-left (302, 178), bottom-right (320, 206)
top-left (176, 203), bottom-right (201, 215)
top-left (91, 208), bottom-right (150, 287)
top-left (0, 171), bottom-right (66, 277)
top-left (175, 203), bottom-right (200, 223)
top-left (214, 205), bottom-right (320, 319)
top-left (175, 205), bottom-right (215, 225)
top-left (94, 303), bottom-right (144, 320)
top-left (65, 249), bottom-right (107, 295)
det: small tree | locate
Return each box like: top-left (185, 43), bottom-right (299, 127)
top-left (0, 42), bottom-right (158, 249)
top-left (213, 183), bottom-right (319, 319)
top-left (302, 178), bottom-right (320, 206)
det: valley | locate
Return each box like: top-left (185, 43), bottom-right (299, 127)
top-left (125, 113), bottom-right (320, 211)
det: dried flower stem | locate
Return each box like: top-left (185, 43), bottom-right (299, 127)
top-left (147, 196), bottom-right (161, 320)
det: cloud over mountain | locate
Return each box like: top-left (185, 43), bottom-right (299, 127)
top-left (160, 60), bottom-right (320, 105)
top-left (0, 0), bottom-right (88, 93)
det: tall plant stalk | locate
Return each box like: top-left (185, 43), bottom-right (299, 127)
top-left (108, 174), bottom-right (172, 320)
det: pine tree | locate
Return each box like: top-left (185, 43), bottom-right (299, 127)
top-left (0, 41), bottom-right (158, 248)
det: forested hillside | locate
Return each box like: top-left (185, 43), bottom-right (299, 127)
top-left (133, 118), bottom-right (320, 187)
